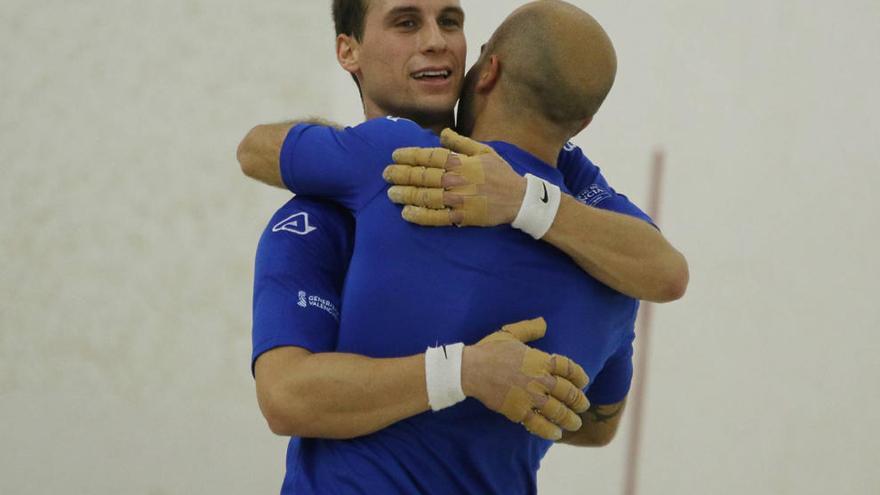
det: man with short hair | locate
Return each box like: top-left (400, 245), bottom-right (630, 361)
top-left (239, 1), bottom-right (687, 493)
top-left (242, 0), bottom-right (687, 301)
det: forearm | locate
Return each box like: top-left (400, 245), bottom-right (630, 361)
top-left (237, 117), bottom-right (343, 189)
top-left (558, 422), bottom-right (615, 447)
top-left (259, 318), bottom-right (592, 443)
top-left (263, 351), bottom-right (429, 439)
top-left (542, 195), bottom-right (689, 302)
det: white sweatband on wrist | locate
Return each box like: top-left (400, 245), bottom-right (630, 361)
top-left (511, 173), bottom-right (562, 239)
top-left (424, 343), bottom-right (466, 411)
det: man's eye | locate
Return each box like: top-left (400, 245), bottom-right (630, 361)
top-left (397, 19), bottom-right (417, 28)
top-left (440, 18), bottom-right (462, 28)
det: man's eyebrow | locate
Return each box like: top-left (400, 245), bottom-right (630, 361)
top-left (386, 6), bottom-right (422, 19)
top-left (440, 6), bottom-right (465, 20)
top-left (385, 5), bottom-right (465, 20)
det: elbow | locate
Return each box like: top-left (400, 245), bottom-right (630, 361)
top-left (667, 254), bottom-right (690, 301)
top-left (591, 432), bottom-right (617, 447)
top-left (259, 388), bottom-right (363, 440)
top-left (561, 430), bottom-right (618, 448)
top-left (661, 264), bottom-right (689, 302)
top-left (237, 125), bottom-right (263, 179)
top-left (260, 396), bottom-right (298, 437)
top-left (648, 253), bottom-right (689, 303)
top-left (583, 428), bottom-right (618, 447)
top-left (263, 405), bottom-right (316, 438)
top-left (588, 426), bottom-right (623, 447)
top-left (258, 386), bottom-right (308, 437)
top-left (265, 414), bottom-right (296, 437)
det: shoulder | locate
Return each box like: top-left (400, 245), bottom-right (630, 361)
top-left (267, 196), bottom-right (350, 232)
top-left (287, 116), bottom-right (434, 145)
top-left (287, 117), bottom-right (438, 161)
top-left (258, 196), bottom-right (354, 262)
top-left (556, 145), bottom-right (616, 207)
top-left (356, 115), bottom-right (427, 132)
top-left (349, 116), bottom-right (440, 150)
top-left (556, 144), bottom-right (649, 218)
top-left (556, 141), bottom-right (605, 193)
top-left (557, 142), bottom-right (599, 179)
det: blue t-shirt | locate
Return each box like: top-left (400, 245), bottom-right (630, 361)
top-left (251, 127), bottom-right (648, 372)
top-left (257, 117), bottom-right (650, 495)
top-left (251, 197), bottom-right (354, 373)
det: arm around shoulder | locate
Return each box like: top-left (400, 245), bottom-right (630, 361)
top-left (237, 118), bottom-right (346, 189)
top-left (237, 122), bottom-right (294, 189)
top-left (544, 195), bottom-right (689, 303)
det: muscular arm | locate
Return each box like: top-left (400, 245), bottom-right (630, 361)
top-left (385, 134), bottom-right (689, 303)
top-left (558, 398), bottom-right (627, 447)
top-left (542, 195), bottom-right (689, 302)
top-left (237, 118), bottom-right (343, 189)
top-left (255, 321), bottom-right (591, 441)
top-left (255, 346), bottom-right (430, 439)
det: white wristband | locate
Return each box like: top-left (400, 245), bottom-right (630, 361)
top-left (424, 343), bottom-right (466, 411)
top-left (511, 173), bottom-right (562, 239)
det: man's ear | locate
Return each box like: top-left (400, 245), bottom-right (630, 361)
top-left (336, 34), bottom-right (360, 75)
top-left (475, 54), bottom-right (502, 93)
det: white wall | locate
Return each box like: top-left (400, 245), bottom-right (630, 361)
top-left (1, 1), bottom-right (878, 494)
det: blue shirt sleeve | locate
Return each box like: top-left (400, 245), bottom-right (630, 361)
top-left (557, 142), bottom-right (655, 226)
top-left (279, 117), bottom-right (434, 212)
top-left (585, 323), bottom-right (636, 405)
top-left (251, 197), bottom-right (354, 375)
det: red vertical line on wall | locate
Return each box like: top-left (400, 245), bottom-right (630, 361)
top-left (622, 149), bottom-right (665, 495)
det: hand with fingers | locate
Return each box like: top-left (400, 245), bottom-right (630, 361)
top-left (383, 128), bottom-right (527, 227)
top-left (461, 317), bottom-right (590, 441)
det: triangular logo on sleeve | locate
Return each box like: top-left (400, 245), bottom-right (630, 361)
top-left (272, 212), bottom-right (318, 236)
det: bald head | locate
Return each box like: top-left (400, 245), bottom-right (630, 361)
top-left (485, 0), bottom-right (617, 131)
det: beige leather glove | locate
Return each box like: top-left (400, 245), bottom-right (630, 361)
top-left (464, 317), bottom-right (590, 440)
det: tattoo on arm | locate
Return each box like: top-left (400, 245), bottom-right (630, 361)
top-left (558, 399), bottom-right (626, 445)
top-left (584, 401), bottom-right (626, 424)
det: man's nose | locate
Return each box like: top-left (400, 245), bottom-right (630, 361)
top-left (419, 20), bottom-right (448, 53)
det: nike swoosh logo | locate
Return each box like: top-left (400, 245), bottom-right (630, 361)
top-left (540, 183), bottom-right (549, 203)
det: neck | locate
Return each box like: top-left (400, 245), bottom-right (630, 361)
top-left (469, 104), bottom-right (566, 167)
top-left (363, 100), bottom-right (454, 135)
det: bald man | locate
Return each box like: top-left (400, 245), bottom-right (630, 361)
top-left (251, 2), bottom-right (664, 493)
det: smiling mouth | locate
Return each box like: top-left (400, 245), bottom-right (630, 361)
top-left (411, 69), bottom-right (452, 81)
